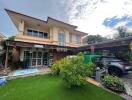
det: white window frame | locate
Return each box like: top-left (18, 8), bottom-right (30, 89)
top-left (27, 28), bottom-right (48, 39)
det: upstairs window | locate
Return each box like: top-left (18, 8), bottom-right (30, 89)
top-left (32, 30), bottom-right (38, 37)
top-left (27, 30), bottom-right (32, 36)
top-left (39, 32), bottom-right (43, 37)
top-left (76, 35), bottom-right (81, 44)
top-left (27, 29), bottom-right (48, 39)
top-left (44, 33), bottom-right (48, 38)
top-left (58, 32), bottom-right (65, 46)
top-left (69, 33), bottom-right (81, 44)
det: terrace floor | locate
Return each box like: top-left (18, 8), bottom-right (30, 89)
top-left (0, 67), bottom-right (51, 80)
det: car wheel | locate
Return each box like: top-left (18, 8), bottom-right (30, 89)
top-left (108, 67), bottom-right (123, 77)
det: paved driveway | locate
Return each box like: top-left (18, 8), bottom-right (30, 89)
top-left (122, 72), bottom-right (132, 96)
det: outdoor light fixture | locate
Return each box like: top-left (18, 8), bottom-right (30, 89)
top-left (28, 48), bottom-right (32, 53)
top-left (29, 51), bottom-right (32, 53)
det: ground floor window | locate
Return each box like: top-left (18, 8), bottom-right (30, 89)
top-left (23, 50), bottom-right (53, 68)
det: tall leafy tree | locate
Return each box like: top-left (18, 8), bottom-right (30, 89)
top-left (117, 27), bottom-right (127, 38)
top-left (117, 27), bottom-right (132, 38)
top-left (87, 35), bottom-right (109, 44)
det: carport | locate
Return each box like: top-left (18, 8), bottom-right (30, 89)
top-left (78, 36), bottom-right (132, 59)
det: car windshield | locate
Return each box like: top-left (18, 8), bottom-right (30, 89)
top-left (108, 58), bottom-right (121, 62)
top-left (102, 57), bottom-right (122, 62)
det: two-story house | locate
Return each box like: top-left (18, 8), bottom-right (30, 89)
top-left (5, 9), bottom-right (87, 68)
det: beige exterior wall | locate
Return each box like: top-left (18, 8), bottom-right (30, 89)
top-left (18, 20), bottom-right (25, 35)
top-left (52, 27), bottom-right (58, 42)
top-left (51, 27), bottom-right (70, 43)
top-left (15, 21), bottom-right (83, 47)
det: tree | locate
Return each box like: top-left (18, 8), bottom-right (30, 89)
top-left (116, 27), bottom-right (132, 38)
top-left (0, 36), bottom-right (20, 70)
top-left (87, 35), bottom-right (109, 44)
top-left (117, 27), bottom-right (127, 38)
top-left (7, 36), bottom-right (16, 41)
top-left (0, 41), bottom-right (6, 68)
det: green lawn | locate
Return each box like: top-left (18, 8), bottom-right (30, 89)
top-left (0, 74), bottom-right (124, 100)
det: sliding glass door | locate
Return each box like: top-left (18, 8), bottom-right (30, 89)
top-left (37, 52), bottom-right (43, 66)
top-left (31, 51), bottom-right (43, 67)
top-left (24, 51), bottom-right (44, 67)
top-left (23, 50), bottom-right (53, 68)
top-left (43, 52), bottom-right (48, 66)
top-left (23, 51), bottom-right (31, 68)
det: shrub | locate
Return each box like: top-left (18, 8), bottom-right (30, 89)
top-left (51, 52), bottom-right (95, 87)
top-left (61, 52), bottom-right (94, 88)
top-left (84, 63), bottom-right (95, 76)
top-left (51, 58), bottom-right (70, 75)
top-left (103, 75), bottom-right (125, 92)
top-left (51, 61), bottom-right (60, 75)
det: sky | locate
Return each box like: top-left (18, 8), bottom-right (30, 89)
top-left (0, 0), bottom-right (132, 38)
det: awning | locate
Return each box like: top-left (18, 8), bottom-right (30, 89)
top-left (5, 40), bottom-right (77, 52)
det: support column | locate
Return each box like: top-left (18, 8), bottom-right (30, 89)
top-left (4, 46), bottom-right (9, 74)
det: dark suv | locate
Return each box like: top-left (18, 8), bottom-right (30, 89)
top-left (93, 56), bottom-right (132, 77)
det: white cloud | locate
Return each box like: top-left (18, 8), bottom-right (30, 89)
top-left (114, 21), bottom-right (128, 29)
top-left (66, 0), bottom-right (132, 36)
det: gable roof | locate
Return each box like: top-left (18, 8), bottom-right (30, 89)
top-left (5, 9), bottom-right (87, 36)
top-left (5, 9), bottom-right (77, 29)
top-left (47, 17), bottom-right (77, 29)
